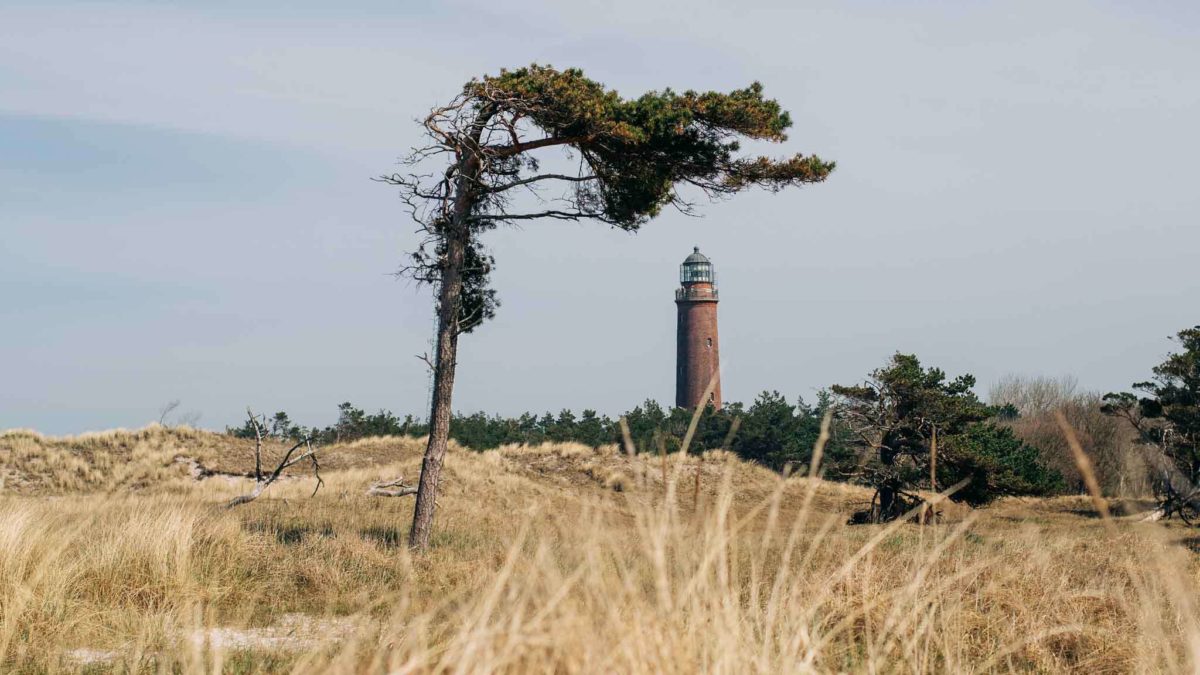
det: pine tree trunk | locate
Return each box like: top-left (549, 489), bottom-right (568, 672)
top-left (876, 430), bottom-right (898, 523)
top-left (408, 227), bottom-right (467, 550)
top-left (408, 147), bottom-right (481, 552)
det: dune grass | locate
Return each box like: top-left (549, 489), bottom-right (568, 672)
top-left (2, 426), bottom-right (1199, 672)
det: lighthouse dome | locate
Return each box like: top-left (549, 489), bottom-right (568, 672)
top-left (680, 246), bottom-right (714, 284)
top-left (683, 246), bottom-right (710, 265)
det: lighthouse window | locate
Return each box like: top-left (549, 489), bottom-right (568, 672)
top-left (706, 338), bottom-right (713, 349)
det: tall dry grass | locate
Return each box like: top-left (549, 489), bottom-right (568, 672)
top-left (0, 425), bottom-right (242, 494)
top-left (2, 427), bottom-right (1200, 672)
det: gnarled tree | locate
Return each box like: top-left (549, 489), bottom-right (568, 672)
top-left (832, 353), bottom-right (1062, 522)
top-left (1103, 326), bottom-right (1200, 522)
top-left (379, 65), bottom-right (834, 550)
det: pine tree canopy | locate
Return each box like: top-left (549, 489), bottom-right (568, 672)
top-left (465, 65), bottom-right (834, 228)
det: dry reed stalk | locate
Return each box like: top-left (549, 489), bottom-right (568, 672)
top-left (1055, 410), bottom-right (1110, 521)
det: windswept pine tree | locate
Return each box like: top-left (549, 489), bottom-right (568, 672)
top-left (379, 65), bottom-right (834, 550)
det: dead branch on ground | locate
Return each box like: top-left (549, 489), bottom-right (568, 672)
top-left (367, 476), bottom-right (418, 497)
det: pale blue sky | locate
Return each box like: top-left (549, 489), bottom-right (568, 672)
top-left (3, 1), bottom-right (1199, 433)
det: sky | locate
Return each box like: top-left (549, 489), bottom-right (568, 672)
top-left (2, 1), bottom-right (1198, 434)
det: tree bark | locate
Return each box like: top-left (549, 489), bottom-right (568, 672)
top-left (408, 228), bottom-right (465, 550)
top-left (875, 430), bottom-right (899, 522)
top-left (408, 144), bottom-right (483, 551)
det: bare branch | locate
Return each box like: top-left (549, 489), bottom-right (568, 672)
top-left (246, 408), bottom-right (264, 482)
top-left (158, 399), bottom-right (181, 426)
top-left (468, 209), bottom-right (609, 224)
top-left (416, 352), bottom-right (436, 372)
top-left (368, 477), bottom-right (418, 497)
top-left (485, 173), bottom-right (599, 194)
top-left (308, 446), bottom-right (323, 498)
top-left (486, 134), bottom-right (594, 157)
top-left (226, 419), bottom-right (323, 508)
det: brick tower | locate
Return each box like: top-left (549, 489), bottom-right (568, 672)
top-left (675, 247), bottom-right (721, 409)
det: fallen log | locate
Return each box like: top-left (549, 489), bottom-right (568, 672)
top-left (367, 477), bottom-right (418, 498)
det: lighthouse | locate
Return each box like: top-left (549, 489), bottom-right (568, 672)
top-left (675, 247), bottom-right (721, 409)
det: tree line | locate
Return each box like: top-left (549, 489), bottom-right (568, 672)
top-left (227, 392), bottom-right (833, 471)
top-left (229, 326), bottom-right (1200, 524)
top-left (229, 352), bottom-right (1073, 521)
